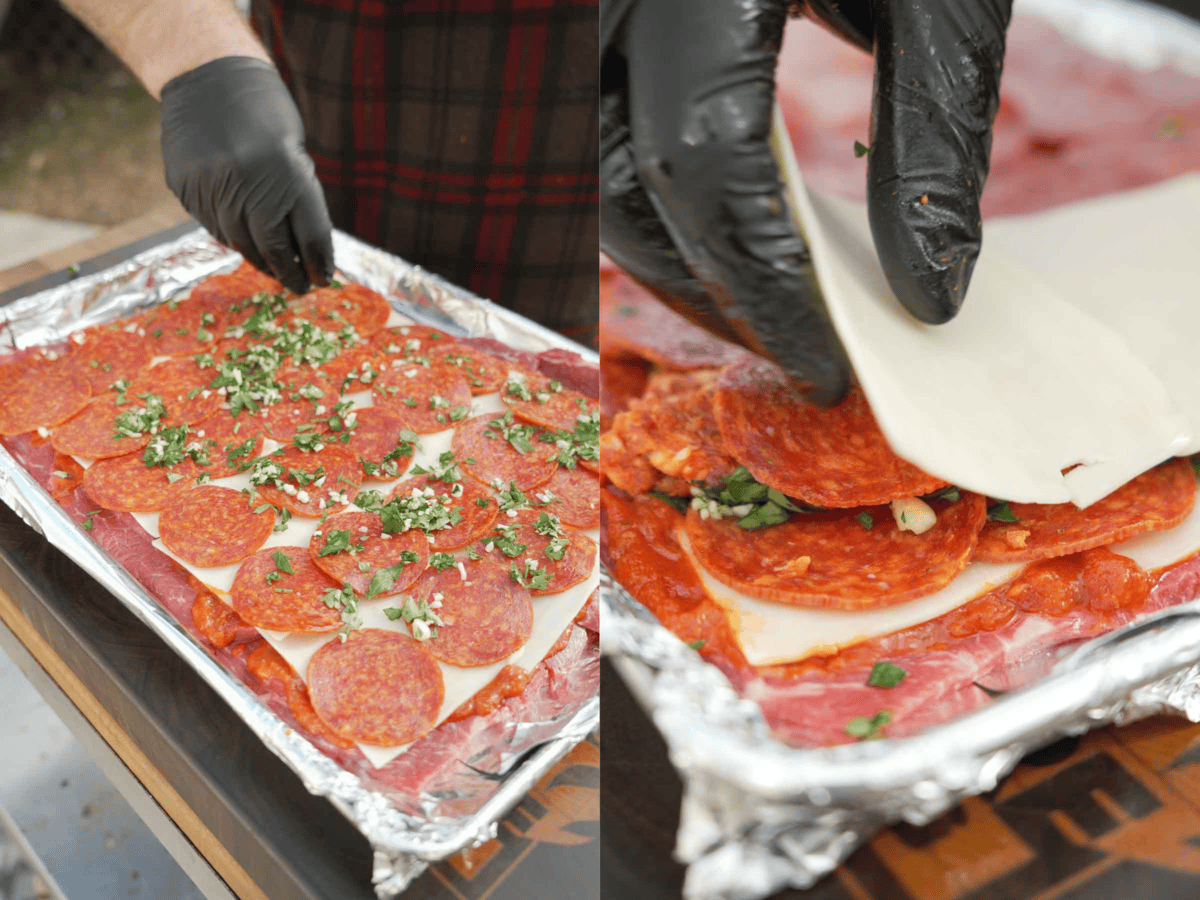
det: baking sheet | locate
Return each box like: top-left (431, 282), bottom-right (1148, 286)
top-left (0, 227), bottom-right (599, 898)
top-left (599, 0), bottom-right (1200, 896)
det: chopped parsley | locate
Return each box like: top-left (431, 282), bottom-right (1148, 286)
top-left (484, 522), bottom-right (527, 558)
top-left (410, 450), bottom-right (462, 484)
top-left (931, 486), bottom-right (961, 503)
top-left (854, 139), bottom-right (871, 158)
top-left (689, 467), bottom-right (808, 530)
top-left (538, 410), bottom-right (599, 469)
top-left (687, 639), bottom-right (706, 651)
top-left (510, 560), bottom-right (553, 591)
top-left (317, 529), bottom-right (352, 556)
top-left (485, 411), bottom-right (539, 454)
top-left (354, 489), bottom-right (387, 512)
top-left (364, 555), bottom-right (420, 600)
top-left (359, 433), bottom-right (418, 479)
top-left (866, 662), bottom-right (907, 688)
top-left (112, 393), bottom-right (166, 440)
top-left (504, 377), bottom-right (533, 402)
top-left (225, 438), bottom-right (257, 466)
top-left (987, 502), bottom-right (1018, 523)
top-left (428, 552), bottom-right (458, 571)
top-left (382, 594), bottom-right (444, 640)
top-left (271, 549), bottom-right (295, 575)
top-left (856, 511), bottom-right (874, 530)
top-left (496, 482), bottom-right (530, 513)
top-left (378, 485), bottom-right (462, 536)
top-left (142, 425), bottom-right (210, 468)
top-left (80, 509), bottom-right (101, 532)
top-left (845, 710), bottom-right (892, 741)
top-left (651, 492), bottom-right (690, 514)
top-left (319, 583), bottom-right (362, 640)
top-left (533, 512), bottom-right (568, 560)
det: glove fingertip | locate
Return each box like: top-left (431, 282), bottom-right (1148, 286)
top-left (870, 202), bottom-right (979, 326)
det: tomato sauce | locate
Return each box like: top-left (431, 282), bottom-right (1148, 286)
top-left (246, 642), bottom-right (355, 750)
top-left (191, 588), bottom-right (249, 649)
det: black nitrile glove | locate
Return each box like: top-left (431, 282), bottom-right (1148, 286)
top-left (161, 57), bottom-right (334, 295)
top-left (600, 0), bottom-right (1012, 404)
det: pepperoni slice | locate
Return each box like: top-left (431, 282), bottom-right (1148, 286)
top-left (370, 363), bottom-right (472, 433)
top-left (307, 629), bottom-right (444, 746)
top-left (160, 485), bottom-right (275, 567)
top-left (340, 406), bottom-right (417, 481)
top-left (408, 557), bottom-right (533, 667)
top-left (259, 369), bottom-right (338, 441)
top-left (255, 446), bottom-right (361, 517)
top-left (713, 357), bottom-right (946, 508)
top-left (141, 296), bottom-right (221, 356)
top-left (50, 395), bottom-right (150, 459)
top-left (189, 262), bottom-right (284, 327)
top-left (128, 357), bottom-right (223, 425)
top-left (299, 282), bottom-right (391, 337)
top-left (431, 343), bottom-right (510, 395)
top-left (319, 346), bottom-right (380, 393)
top-left (453, 414), bottom-right (558, 491)
top-left (600, 271), bottom-right (747, 371)
top-left (684, 492), bottom-right (987, 609)
top-left (186, 410), bottom-right (265, 479)
top-left (609, 371), bottom-right (736, 488)
top-left (309, 511), bottom-right (430, 597)
top-left (502, 372), bottom-right (599, 432)
top-left (62, 329), bottom-right (151, 392)
top-left (533, 467), bottom-right (599, 530)
top-left (387, 474), bottom-right (498, 550)
top-left (974, 459), bottom-right (1197, 563)
top-left (600, 355), bottom-right (651, 426)
top-left (478, 508), bottom-right (596, 596)
top-left (0, 361), bottom-right (91, 436)
top-left (47, 453), bottom-right (85, 502)
top-left (230, 546), bottom-right (343, 633)
top-left (370, 323), bottom-right (456, 359)
top-left (83, 451), bottom-right (196, 512)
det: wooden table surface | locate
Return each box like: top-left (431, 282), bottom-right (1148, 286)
top-left (0, 204), bottom-right (599, 900)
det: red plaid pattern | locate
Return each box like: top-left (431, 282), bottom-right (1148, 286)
top-left (251, 0), bottom-right (599, 346)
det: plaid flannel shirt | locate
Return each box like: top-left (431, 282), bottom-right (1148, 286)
top-left (251, 0), bottom-right (599, 347)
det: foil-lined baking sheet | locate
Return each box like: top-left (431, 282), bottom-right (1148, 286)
top-left (0, 227), bottom-right (600, 898)
top-left (599, 0), bottom-right (1200, 897)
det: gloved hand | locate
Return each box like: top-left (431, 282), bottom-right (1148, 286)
top-left (161, 57), bottom-right (334, 295)
top-left (601, 0), bottom-right (1012, 404)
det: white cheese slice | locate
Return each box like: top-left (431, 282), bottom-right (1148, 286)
top-left (987, 176), bottom-right (1200, 462)
top-left (771, 108), bottom-right (1197, 508)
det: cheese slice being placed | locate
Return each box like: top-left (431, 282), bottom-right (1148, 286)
top-left (770, 108), bottom-right (1197, 508)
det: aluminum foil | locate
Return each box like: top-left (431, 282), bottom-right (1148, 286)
top-left (599, 0), bottom-right (1200, 896)
top-left (0, 227), bottom-right (599, 898)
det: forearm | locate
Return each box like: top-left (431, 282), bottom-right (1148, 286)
top-left (60, 0), bottom-right (271, 98)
